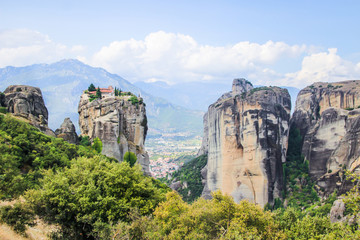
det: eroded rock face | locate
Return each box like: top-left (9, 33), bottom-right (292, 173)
top-left (291, 81), bottom-right (360, 196)
top-left (55, 118), bottom-right (79, 144)
top-left (200, 79), bottom-right (291, 207)
top-left (78, 93), bottom-right (150, 175)
top-left (3, 85), bottom-right (55, 136)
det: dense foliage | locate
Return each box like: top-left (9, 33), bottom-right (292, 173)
top-left (88, 83), bottom-right (96, 92)
top-left (1, 105), bottom-right (360, 239)
top-left (110, 191), bottom-right (360, 239)
top-left (92, 137), bottom-right (103, 153)
top-left (0, 202), bottom-right (36, 235)
top-left (283, 125), bottom-right (319, 209)
top-left (165, 154), bottom-right (207, 202)
top-left (123, 151), bottom-right (137, 167)
top-left (0, 114), bottom-right (97, 199)
top-left (26, 156), bottom-right (169, 239)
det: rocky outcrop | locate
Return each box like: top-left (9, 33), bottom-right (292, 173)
top-left (55, 118), bottom-right (79, 144)
top-left (200, 78), bottom-right (291, 207)
top-left (78, 93), bottom-right (150, 175)
top-left (291, 81), bottom-right (360, 196)
top-left (3, 85), bottom-right (55, 136)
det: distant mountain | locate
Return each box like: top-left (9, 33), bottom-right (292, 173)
top-left (134, 81), bottom-right (230, 111)
top-left (0, 59), bottom-right (203, 135)
top-left (135, 80), bottom-right (300, 112)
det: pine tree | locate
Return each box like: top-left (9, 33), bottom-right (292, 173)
top-left (96, 87), bottom-right (102, 98)
top-left (88, 83), bottom-right (96, 91)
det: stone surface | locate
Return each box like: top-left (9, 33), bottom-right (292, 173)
top-left (3, 85), bottom-right (55, 136)
top-left (78, 93), bottom-right (150, 175)
top-left (200, 79), bottom-right (291, 207)
top-left (291, 81), bottom-right (360, 196)
top-left (330, 199), bottom-right (345, 223)
top-left (55, 118), bottom-right (79, 144)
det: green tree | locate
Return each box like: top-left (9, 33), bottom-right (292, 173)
top-left (88, 83), bottom-right (96, 91)
top-left (0, 114), bottom-right (97, 200)
top-left (129, 96), bottom-right (139, 105)
top-left (79, 135), bottom-right (91, 146)
top-left (150, 191), bottom-right (285, 239)
top-left (92, 137), bottom-right (102, 153)
top-left (123, 151), bottom-right (137, 167)
top-left (96, 86), bottom-right (102, 98)
top-left (25, 156), bottom-right (167, 239)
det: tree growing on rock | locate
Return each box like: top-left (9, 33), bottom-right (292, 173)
top-left (92, 137), bottom-right (102, 153)
top-left (124, 151), bottom-right (137, 167)
top-left (88, 83), bottom-right (96, 91)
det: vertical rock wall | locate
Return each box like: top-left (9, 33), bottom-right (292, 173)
top-left (291, 81), bottom-right (360, 195)
top-left (78, 93), bottom-right (150, 174)
top-left (201, 79), bottom-right (291, 207)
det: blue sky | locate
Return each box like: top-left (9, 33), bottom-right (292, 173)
top-left (1, 0), bottom-right (360, 87)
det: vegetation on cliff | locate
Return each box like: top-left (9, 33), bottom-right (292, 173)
top-left (163, 154), bottom-right (207, 203)
top-left (0, 113), bottom-right (169, 238)
top-left (0, 113), bottom-right (97, 200)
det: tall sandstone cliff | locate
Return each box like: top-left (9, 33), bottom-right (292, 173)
top-left (78, 93), bottom-right (150, 175)
top-left (200, 79), bottom-right (291, 207)
top-left (292, 80), bottom-right (360, 196)
top-left (3, 85), bottom-right (55, 137)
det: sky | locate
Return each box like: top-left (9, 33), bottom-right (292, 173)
top-left (1, 0), bottom-right (360, 88)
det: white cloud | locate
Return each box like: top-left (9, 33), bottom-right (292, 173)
top-left (283, 48), bottom-right (360, 87)
top-left (2, 29), bottom-right (360, 89)
top-left (0, 29), bottom-right (84, 67)
top-left (87, 31), bottom-right (308, 85)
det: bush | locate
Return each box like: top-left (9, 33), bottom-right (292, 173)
top-left (92, 137), bottom-right (103, 153)
top-left (79, 135), bottom-right (91, 146)
top-left (26, 156), bottom-right (168, 239)
top-left (0, 106), bottom-right (7, 114)
top-left (123, 151), bottom-right (137, 167)
top-left (129, 96), bottom-right (139, 105)
top-left (0, 203), bottom-right (36, 235)
top-left (0, 114), bottom-right (98, 200)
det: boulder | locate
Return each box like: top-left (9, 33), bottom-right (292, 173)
top-left (3, 85), bottom-right (55, 136)
top-left (55, 118), bottom-right (79, 144)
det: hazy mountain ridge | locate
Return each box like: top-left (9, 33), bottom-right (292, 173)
top-left (0, 59), bottom-right (203, 135)
top-left (135, 80), bottom-right (300, 112)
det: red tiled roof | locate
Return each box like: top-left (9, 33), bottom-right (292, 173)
top-left (88, 86), bottom-right (113, 94)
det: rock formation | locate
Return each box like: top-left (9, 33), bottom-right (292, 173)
top-left (291, 80), bottom-right (360, 196)
top-left (200, 78), bottom-right (291, 207)
top-left (3, 85), bottom-right (55, 136)
top-left (55, 118), bottom-right (79, 144)
top-left (78, 92), bottom-right (150, 175)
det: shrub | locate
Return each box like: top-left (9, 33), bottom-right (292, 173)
top-left (129, 96), bottom-right (139, 105)
top-left (79, 135), bottom-right (91, 146)
top-left (92, 137), bottom-right (103, 153)
top-left (123, 151), bottom-right (137, 167)
top-left (26, 156), bottom-right (167, 239)
top-left (0, 203), bottom-right (36, 235)
top-left (0, 106), bottom-right (7, 114)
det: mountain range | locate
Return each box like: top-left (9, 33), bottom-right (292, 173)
top-left (0, 59), bottom-right (299, 138)
top-left (0, 59), bottom-right (203, 136)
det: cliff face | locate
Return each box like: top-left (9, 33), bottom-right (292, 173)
top-left (201, 79), bottom-right (291, 207)
top-left (3, 85), bottom-right (55, 136)
top-left (78, 93), bottom-right (150, 174)
top-left (291, 81), bottom-right (360, 195)
top-left (55, 118), bottom-right (79, 144)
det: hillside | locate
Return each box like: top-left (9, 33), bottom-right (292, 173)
top-left (1, 88), bottom-right (360, 239)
